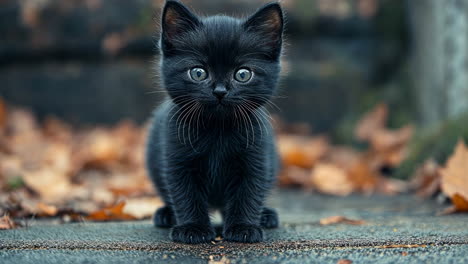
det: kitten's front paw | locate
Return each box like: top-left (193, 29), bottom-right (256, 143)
top-left (223, 224), bottom-right (263, 243)
top-left (170, 223), bottom-right (215, 244)
top-left (153, 206), bottom-right (176, 228)
top-left (260, 207), bottom-right (279, 229)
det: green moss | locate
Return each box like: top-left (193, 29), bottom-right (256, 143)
top-left (395, 113), bottom-right (468, 179)
top-left (7, 176), bottom-right (24, 190)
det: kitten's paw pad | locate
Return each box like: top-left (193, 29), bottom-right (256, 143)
top-left (153, 206), bottom-right (176, 228)
top-left (170, 224), bottom-right (215, 244)
top-left (260, 208), bottom-right (279, 229)
top-left (223, 224), bottom-right (263, 243)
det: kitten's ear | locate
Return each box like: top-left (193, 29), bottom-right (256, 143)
top-left (244, 3), bottom-right (284, 59)
top-left (161, 1), bottom-right (200, 53)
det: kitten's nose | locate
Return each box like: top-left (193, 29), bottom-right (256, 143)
top-left (213, 85), bottom-right (228, 100)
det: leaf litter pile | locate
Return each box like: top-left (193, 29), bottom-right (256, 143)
top-left (0, 99), bottom-right (467, 229)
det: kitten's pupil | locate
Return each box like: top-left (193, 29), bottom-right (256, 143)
top-left (190, 67), bottom-right (207, 81)
top-left (235, 68), bottom-right (252, 82)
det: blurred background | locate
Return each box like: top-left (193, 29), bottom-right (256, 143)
top-left (1, 0), bottom-right (410, 136)
top-left (1, 0), bottom-right (468, 221)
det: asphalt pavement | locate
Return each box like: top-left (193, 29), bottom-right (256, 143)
top-left (1, 190), bottom-right (467, 263)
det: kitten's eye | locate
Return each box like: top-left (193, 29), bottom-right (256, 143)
top-left (189, 67), bottom-right (208, 81)
top-left (234, 68), bottom-right (252, 83)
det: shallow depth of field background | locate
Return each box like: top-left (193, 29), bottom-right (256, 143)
top-left (0, 0), bottom-right (409, 135)
top-left (1, 0), bottom-right (468, 222)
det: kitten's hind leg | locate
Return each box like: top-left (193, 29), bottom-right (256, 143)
top-left (260, 207), bottom-right (279, 228)
top-left (153, 206), bottom-right (176, 228)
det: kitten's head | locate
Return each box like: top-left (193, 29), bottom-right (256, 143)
top-left (159, 0), bottom-right (283, 113)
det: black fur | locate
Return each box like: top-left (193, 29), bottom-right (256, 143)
top-left (146, 0), bottom-right (284, 244)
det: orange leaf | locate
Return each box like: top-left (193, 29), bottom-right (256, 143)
top-left (22, 167), bottom-right (73, 202)
top-left (0, 215), bottom-right (19, 230)
top-left (311, 164), bottom-right (354, 196)
top-left (369, 125), bottom-right (413, 152)
top-left (319, 215), bottom-right (366, 225)
top-left (451, 193), bottom-right (468, 212)
top-left (410, 160), bottom-right (441, 198)
top-left (278, 135), bottom-right (329, 168)
top-left (355, 103), bottom-right (388, 141)
top-left (86, 201), bottom-right (136, 221)
top-left (37, 202), bottom-right (59, 216)
top-left (122, 197), bottom-right (164, 219)
top-left (336, 260), bottom-right (353, 264)
top-left (0, 98), bottom-right (6, 131)
top-left (440, 140), bottom-right (468, 211)
top-left (347, 159), bottom-right (379, 194)
top-left (278, 166), bottom-right (312, 187)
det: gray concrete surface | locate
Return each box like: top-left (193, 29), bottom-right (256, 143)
top-left (1, 190), bottom-right (468, 263)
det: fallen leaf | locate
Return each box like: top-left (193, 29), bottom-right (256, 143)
top-left (122, 197), bottom-right (164, 219)
top-left (347, 158), bottom-right (379, 194)
top-left (376, 177), bottom-right (408, 195)
top-left (86, 201), bottom-right (136, 221)
top-left (36, 202), bottom-right (58, 216)
top-left (410, 160), bottom-right (441, 198)
top-left (369, 125), bottom-right (413, 152)
top-left (440, 140), bottom-right (468, 212)
top-left (278, 135), bottom-right (329, 168)
top-left (22, 167), bottom-right (73, 202)
top-left (0, 215), bottom-right (19, 230)
top-left (355, 104), bottom-right (388, 141)
top-left (320, 215), bottom-right (366, 225)
top-left (0, 98), bottom-right (6, 132)
top-left (208, 256), bottom-right (231, 264)
top-left (278, 166), bottom-right (312, 187)
top-left (449, 194), bottom-right (468, 212)
top-left (336, 260), bottom-right (353, 264)
top-left (311, 164), bottom-right (354, 196)
top-left (324, 146), bottom-right (361, 169)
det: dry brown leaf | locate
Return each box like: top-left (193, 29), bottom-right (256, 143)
top-left (336, 260), bottom-right (353, 264)
top-left (355, 103), bottom-right (388, 141)
top-left (42, 117), bottom-right (73, 142)
top-left (122, 197), bottom-right (164, 219)
top-left (347, 158), bottom-right (379, 194)
top-left (0, 156), bottom-right (22, 183)
top-left (369, 125), bottom-right (413, 152)
top-left (278, 135), bottom-right (329, 168)
top-left (0, 215), bottom-right (19, 230)
top-left (0, 98), bottom-right (6, 132)
top-left (311, 164), bottom-right (354, 196)
top-left (376, 178), bottom-right (408, 195)
top-left (440, 140), bottom-right (468, 212)
top-left (77, 129), bottom-right (124, 168)
top-left (22, 169), bottom-right (73, 202)
top-left (410, 159), bottom-right (441, 198)
top-left (36, 202), bottom-right (59, 216)
top-left (208, 256), bottom-right (231, 264)
top-left (86, 201), bottom-right (136, 221)
top-left (7, 108), bottom-right (38, 135)
top-left (324, 146), bottom-right (361, 169)
top-left (448, 194), bottom-right (468, 212)
top-left (278, 166), bottom-right (312, 187)
top-left (319, 215), bottom-right (366, 225)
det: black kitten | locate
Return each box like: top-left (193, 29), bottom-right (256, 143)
top-left (146, 0), bottom-right (283, 244)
